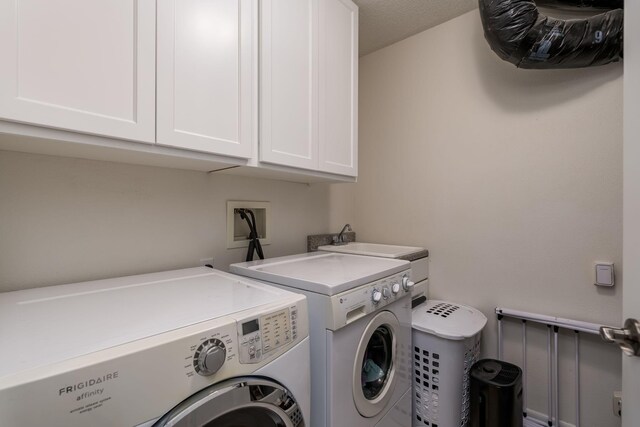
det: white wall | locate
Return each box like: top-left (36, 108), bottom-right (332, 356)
top-left (0, 150), bottom-right (331, 292)
top-left (331, 10), bottom-right (623, 427)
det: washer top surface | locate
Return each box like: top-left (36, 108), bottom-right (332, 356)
top-left (0, 267), bottom-right (294, 378)
top-left (230, 252), bottom-right (409, 296)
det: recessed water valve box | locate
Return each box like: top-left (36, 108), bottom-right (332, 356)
top-left (226, 201), bottom-right (271, 249)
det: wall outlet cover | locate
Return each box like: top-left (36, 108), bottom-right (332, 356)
top-left (595, 262), bottom-right (615, 287)
top-left (613, 391), bottom-right (622, 417)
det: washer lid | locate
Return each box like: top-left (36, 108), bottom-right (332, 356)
top-left (230, 252), bottom-right (409, 296)
top-left (0, 267), bottom-right (295, 378)
top-left (412, 300), bottom-right (488, 340)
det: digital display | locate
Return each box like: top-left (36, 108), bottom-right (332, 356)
top-left (242, 319), bottom-right (260, 335)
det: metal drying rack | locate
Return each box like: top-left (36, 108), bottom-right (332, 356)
top-left (495, 307), bottom-right (612, 427)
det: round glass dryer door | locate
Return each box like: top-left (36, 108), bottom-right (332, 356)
top-left (352, 311), bottom-right (400, 418)
top-left (154, 378), bottom-right (304, 427)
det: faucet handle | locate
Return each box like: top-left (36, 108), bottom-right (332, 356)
top-left (332, 235), bottom-right (340, 244)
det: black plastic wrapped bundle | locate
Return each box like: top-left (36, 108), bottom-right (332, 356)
top-left (537, 0), bottom-right (623, 10)
top-left (478, 0), bottom-right (624, 69)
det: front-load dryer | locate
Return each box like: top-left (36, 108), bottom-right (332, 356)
top-left (231, 252), bottom-right (414, 427)
top-left (0, 267), bottom-right (310, 427)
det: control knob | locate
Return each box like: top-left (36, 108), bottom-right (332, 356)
top-left (391, 283), bottom-right (401, 294)
top-left (382, 287), bottom-right (391, 299)
top-left (402, 275), bottom-right (415, 292)
top-left (372, 289), bottom-right (382, 304)
top-left (194, 339), bottom-right (226, 376)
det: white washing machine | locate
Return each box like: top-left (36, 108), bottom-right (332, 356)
top-left (231, 252), bottom-right (414, 427)
top-left (0, 267), bottom-right (310, 427)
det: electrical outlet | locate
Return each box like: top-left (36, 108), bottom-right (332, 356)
top-left (613, 391), bottom-right (622, 417)
top-left (200, 258), bottom-right (214, 268)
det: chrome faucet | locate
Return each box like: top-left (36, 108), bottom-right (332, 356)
top-left (333, 224), bottom-right (352, 245)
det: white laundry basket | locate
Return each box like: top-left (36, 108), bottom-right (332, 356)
top-left (412, 300), bottom-right (487, 427)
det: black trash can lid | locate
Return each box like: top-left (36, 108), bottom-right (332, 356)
top-left (470, 359), bottom-right (522, 387)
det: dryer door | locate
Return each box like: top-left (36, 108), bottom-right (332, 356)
top-left (154, 378), bottom-right (304, 427)
top-left (353, 310), bottom-right (400, 418)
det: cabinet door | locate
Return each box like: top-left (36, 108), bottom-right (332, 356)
top-left (260, 0), bottom-right (319, 170)
top-left (157, 0), bottom-right (255, 158)
top-left (318, 0), bottom-right (358, 176)
top-left (0, 0), bottom-right (155, 143)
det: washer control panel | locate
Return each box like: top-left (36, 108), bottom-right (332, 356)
top-left (193, 338), bottom-right (226, 376)
top-left (328, 269), bottom-right (411, 330)
top-left (184, 297), bottom-right (307, 378)
top-left (237, 305), bottom-right (298, 364)
top-left (186, 323), bottom-right (237, 379)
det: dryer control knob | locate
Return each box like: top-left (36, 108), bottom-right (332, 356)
top-left (382, 287), bottom-right (391, 299)
top-left (391, 283), bottom-right (401, 294)
top-left (372, 289), bottom-right (382, 304)
top-left (194, 339), bottom-right (226, 376)
top-left (402, 276), bottom-right (415, 292)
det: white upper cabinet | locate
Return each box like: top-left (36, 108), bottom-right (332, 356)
top-left (319, 0), bottom-right (358, 176)
top-left (259, 0), bottom-right (357, 177)
top-left (259, 0), bottom-right (318, 170)
top-left (0, 0), bottom-right (355, 182)
top-left (156, 0), bottom-right (255, 158)
top-left (0, 0), bottom-right (156, 143)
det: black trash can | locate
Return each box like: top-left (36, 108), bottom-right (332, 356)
top-left (470, 359), bottom-right (523, 427)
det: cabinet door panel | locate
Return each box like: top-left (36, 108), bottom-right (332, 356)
top-left (319, 0), bottom-right (358, 176)
top-left (157, 0), bottom-right (255, 158)
top-left (0, 0), bottom-right (156, 142)
top-left (260, 0), bottom-right (318, 170)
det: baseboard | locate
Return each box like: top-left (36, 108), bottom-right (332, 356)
top-left (523, 408), bottom-right (576, 427)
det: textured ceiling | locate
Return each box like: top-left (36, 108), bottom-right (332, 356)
top-left (354, 0), bottom-right (477, 56)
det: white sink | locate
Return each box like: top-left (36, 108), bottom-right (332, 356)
top-left (317, 242), bottom-right (424, 259)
